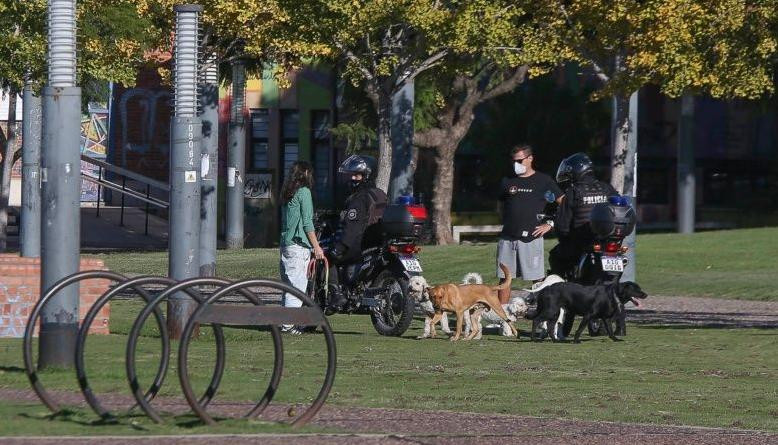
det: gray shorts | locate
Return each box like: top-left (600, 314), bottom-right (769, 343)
top-left (496, 238), bottom-right (545, 281)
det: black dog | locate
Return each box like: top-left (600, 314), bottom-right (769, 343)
top-left (529, 282), bottom-right (647, 343)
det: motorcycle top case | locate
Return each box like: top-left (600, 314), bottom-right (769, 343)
top-left (590, 202), bottom-right (637, 239)
top-left (381, 204), bottom-right (428, 239)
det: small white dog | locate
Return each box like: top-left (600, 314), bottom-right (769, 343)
top-left (523, 274), bottom-right (567, 340)
top-left (409, 273), bottom-right (481, 339)
top-left (468, 295), bottom-right (528, 340)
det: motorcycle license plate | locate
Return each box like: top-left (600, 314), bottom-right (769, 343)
top-left (399, 254), bottom-right (423, 272)
top-left (601, 256), bottom-right (624, 272)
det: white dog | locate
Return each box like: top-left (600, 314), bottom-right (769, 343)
top-left (468, 295), bottom-right (528, 340)
top-left (409, 273), bottom-right (481, 339)
top-left (523, 274), bottom-right (567, 340)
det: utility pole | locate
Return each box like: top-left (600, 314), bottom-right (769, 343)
top-left (20, 78), bottom-right (42, 258)
top-left (388, 80), bottom-right (415, 202)
top-left (167, 4), bottom-right (202, 339)
top-left (199, 52), bottom-right (218, 276)
top-left (38, 0), bottom-right (82, 369)
top-left (677, 93), bottom-right (695, 234)
top-left (225, 61), bottom-right (245, 249)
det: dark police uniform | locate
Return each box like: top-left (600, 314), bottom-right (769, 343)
top-left (328, 184), bottom-right (387, 285)
top-left (549, 176), bottom-right (618, 276)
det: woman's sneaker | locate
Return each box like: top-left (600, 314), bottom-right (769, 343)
top-left (281, 325), bottom-right (303, 335)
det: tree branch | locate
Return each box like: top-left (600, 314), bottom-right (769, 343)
top-left (480, 65), bottom-right (529, 102)
top-left (413, 127), bottom-right (446, 148)
top-left (396, 48), bottom-right (448, 87)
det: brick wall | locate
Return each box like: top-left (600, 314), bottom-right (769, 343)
top-left (0, 254), bottom-right (111, 338)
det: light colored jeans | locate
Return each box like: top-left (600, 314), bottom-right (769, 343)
top-left (279, 244), bottom-right (311, 309)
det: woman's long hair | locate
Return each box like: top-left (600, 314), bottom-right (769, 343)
top-left (280, 161), bottom-right (315, 204)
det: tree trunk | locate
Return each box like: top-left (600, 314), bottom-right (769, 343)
top-left (610, 94), bottom-right (630, 193)
top-left (431, 145), bottom-right (456, 244)
top-left (374, 97), bottom-right (393, 193)
top-left (1, 91), bottom-right (19, 252)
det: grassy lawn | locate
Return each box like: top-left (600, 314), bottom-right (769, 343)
top-left (99, 227), bottom-right (778, 300)
top-left (1, 227), bottom-right (776, 436)
top-left (1, 305), bottom-right (777, 435)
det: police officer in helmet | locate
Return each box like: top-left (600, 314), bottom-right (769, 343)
top-left (549, 152), bottom-right (618, 277)
top-left (326, 154), bottom-right (387, 310)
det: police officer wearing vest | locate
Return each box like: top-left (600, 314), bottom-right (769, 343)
top-left (549, 152), bottom-right (618, 277)
top-left (327, 154), bottom-right (387, 311)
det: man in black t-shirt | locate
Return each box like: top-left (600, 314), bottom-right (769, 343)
top-left (497, 144), bottom-right (563, 303)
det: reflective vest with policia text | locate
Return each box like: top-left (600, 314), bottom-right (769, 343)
top-left (570, 180), bottom-right (613, 229)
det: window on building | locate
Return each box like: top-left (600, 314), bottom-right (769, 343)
top-left (311, 110), bottom-right (332, 204)
top-left (281, 110), bottom-right (299, 180)
top-left (250, 109), bottom-right (270, 171)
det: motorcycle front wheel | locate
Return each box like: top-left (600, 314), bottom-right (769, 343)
top-left (370, 270), bottom-right (414, 336)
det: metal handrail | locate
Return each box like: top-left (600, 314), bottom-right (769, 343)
top-left (81, 155), bottom-right (169, 192)
top-left (81, 155), bottom-right (170, 235)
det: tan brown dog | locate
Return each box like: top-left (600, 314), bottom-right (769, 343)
top-left (427, 263), bottom-right (518, 341)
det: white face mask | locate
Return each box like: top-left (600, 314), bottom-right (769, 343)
top-left (514, 161), bottom-right (527, 176)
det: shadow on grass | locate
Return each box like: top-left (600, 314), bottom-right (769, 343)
top-left (628, 309), bottom-right (778, 329)
top-left (0, 366), bottom-right (26, 373)
top-left (18, 408), bottom-right (148, 429)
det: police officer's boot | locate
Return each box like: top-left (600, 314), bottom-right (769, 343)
top-left (327, 285), bottom-right (347, 314)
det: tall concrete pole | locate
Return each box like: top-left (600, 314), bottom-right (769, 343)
top-left (38, 0), bottom-right (82, 369)
top-left (388, 80), bottom-right (415, 202)
top-left (199, 52), bottom-right (218, 276)
top-left (20, 80), bottom-right (42, 258)
top-left (225, 61), bottom-right (245, 249)
top-left (677, 93), bottom-right (695, 234)
top-left (167, 4), bottom-right (202, 339)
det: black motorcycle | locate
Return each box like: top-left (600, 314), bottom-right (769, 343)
top-left (307, 203), bottom-right (427, 336)
top-left (560, 196), bottom-right (637, 336)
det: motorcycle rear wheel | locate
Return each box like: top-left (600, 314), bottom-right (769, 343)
top-left (370, 270), bottom-right (413, 336)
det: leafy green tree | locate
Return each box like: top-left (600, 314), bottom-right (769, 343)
top-left (546, 0), bottom-right (777, 193)
top-left (254, 0), bottom-right (532, 191)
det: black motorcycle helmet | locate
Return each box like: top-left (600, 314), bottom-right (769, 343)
top-left (339, 154), bottom-right (376, 190)
top-left (556, 152), bottom-right (594, 185)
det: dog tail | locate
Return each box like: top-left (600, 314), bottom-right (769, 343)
top-left (492, 263), bottom-right (512, 291)
top-left (461, 272), bottom-right (483, 285)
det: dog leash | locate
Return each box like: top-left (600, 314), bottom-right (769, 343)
top-left (307, 256), bottom-right (329, 299)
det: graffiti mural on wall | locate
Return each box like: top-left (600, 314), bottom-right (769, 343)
top-left (81, 104), bottom-right (109, 202)
top-left (81, 103), bottom-right (109, 158)
top-left (244, 173), bottom-right (272, 199)
top-left (118, 88), bottom-right (173, 168)
top-left (0, 284), bottom-right (33, 338)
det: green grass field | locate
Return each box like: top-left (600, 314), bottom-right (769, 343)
top-left (2, 313), bottom-right (777, 435)
top-left (1, 227), bottom-right (777, 436)
top-left (100, 227), bottom-right (778, 300)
